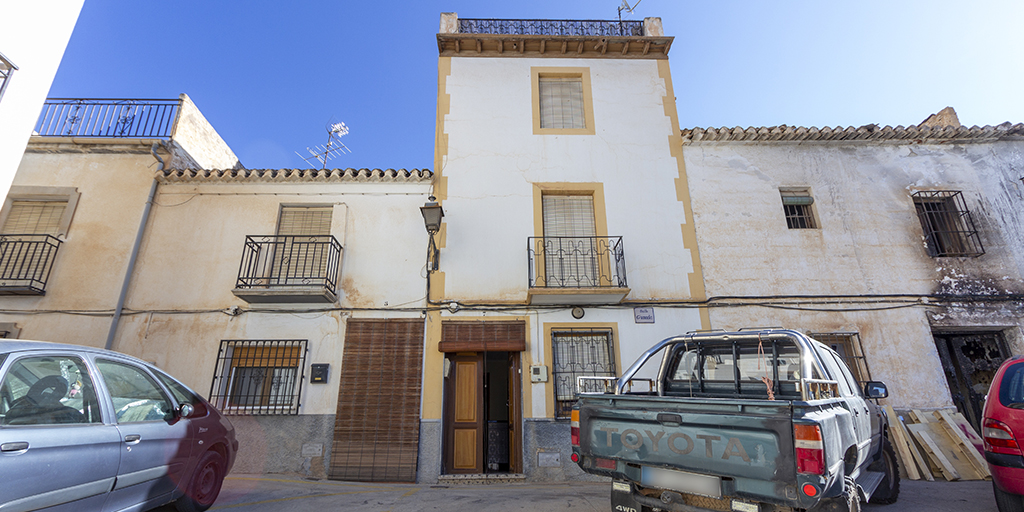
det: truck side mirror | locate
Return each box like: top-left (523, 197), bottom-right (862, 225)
top-left (863, 381), bottom-right (888, 399)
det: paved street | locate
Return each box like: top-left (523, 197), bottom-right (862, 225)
top-left (153, 474), bottom-right (999, 512)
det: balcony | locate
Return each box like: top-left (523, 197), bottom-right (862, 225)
top-left (458, 19), bottom-right (643, 37)
top-left (527, 236), bottom-right (629, 305)
top-left (437, 14), bottom-right (672, 58)
top-left (34, 98), bottom-right (180, 138)
top-left (0, 235), bottom-right (62, 295)
top-left (232, 235), bottom-right (342, 304)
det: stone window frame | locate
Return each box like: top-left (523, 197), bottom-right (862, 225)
top-left (0, 186), bottom-right (81, 238)
top-left (531, 67), bottom-right (595, 135)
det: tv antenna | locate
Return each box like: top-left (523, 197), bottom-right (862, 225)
top-left (617, 0), bottom-right (641, 22)
top-left (296, 122), bottom-right (351, 169)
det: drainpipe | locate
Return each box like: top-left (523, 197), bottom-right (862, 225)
top-left (105, 143), bottom-right (163, 350)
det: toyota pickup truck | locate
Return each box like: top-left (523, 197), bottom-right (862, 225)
top-left (570, 329), bottom-right (899, 512)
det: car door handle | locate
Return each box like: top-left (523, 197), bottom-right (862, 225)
top-left (124, 434), bottom-right (141, 443)
top-left (1, 442), bottom-right (29, 452)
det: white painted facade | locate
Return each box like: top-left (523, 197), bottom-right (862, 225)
top-left (0, 1), bottom-right (83, 200)
top-left (682, 126), bottom-right (1024, 414)
top-left (426, 15), bottom-right (707, 482)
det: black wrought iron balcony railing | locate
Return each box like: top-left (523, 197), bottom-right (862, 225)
top-left (458, 19), bottom-right (644, 37)
top-left (528, 236), bottom-right (627, 288)
top-left (0, 234), bottom-right (62, 295)
top-left (234, 235), bottom-right (342, 303)
top-left (35, 98), bottom-right (181, 138)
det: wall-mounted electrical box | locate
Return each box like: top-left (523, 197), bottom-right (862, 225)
top-left (530, 365), bottom-right (548, 383)
top-left (310, 364), bottom-right (329, 384)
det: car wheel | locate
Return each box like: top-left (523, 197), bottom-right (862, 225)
top-left (868, 437), bottom-right (901, 504)
top-left (994, 482), bottom-right (1024, 512)
top-left (175, 450), bottom-right (226, 512)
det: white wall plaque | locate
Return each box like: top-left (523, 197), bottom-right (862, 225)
top-left (634, 307), bottom-right (655, 324)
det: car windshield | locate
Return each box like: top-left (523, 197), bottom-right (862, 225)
top-left (999, 362), bottom-right (1024, 408)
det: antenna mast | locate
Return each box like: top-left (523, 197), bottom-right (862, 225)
top-left (296, 122), bottom-right (351, 169)
top-left (618, 0), bottom-right (642, 22)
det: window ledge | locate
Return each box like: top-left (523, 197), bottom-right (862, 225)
top-left (232, 286), bottom-right (337, 304)
top-left (528, 286), bottom-right (629, 305)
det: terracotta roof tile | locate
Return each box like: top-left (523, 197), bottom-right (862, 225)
top-left (159, 168), bottom-right (433, 182)
top-left (681, 122), bottom-right (1024, 145)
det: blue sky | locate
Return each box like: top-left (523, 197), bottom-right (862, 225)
top-left (49, 0), bottom-right (1024, 171)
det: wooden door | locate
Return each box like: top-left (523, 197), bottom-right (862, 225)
top-left (444, 353), bottom-right (484, 474)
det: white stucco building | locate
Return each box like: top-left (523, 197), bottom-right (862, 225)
top-left (681, 109), bottom-right (1024, 432)
top-left (421, 14), bottom-right (707, 482)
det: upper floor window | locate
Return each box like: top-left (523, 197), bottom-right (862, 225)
top-left (912, 190), bottom-right (984, 257)
top-left (780, 188), bottom-right (817, 229)
top-left (0, 187), bottom-right (80, 295)
top-left (532, 67), bottom-right (595, 135)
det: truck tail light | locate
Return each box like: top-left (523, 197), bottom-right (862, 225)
top-left (571, 409), bottom-right (580, 447)
top-left (984, 418), bottom-right (1022, 456)
top-left (794, 424), bottom-right (825, 475)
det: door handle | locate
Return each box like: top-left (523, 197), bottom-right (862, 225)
top-left (1, 442), bottom-right (29, 452)
top-left (124, 434), bottom-right (141, 443)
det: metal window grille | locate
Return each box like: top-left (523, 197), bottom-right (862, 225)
top-left (551, 329), bottom-right (615, 418)
top-left (912, 190), bottom-right (984, 257)
top-left (809, 332), bottom-right (871, 385)
top-left (781, 190), bottom-right (816, 229)
top-left (208, 340), bottom-right (307, 415)
top-left (539, 76), bottom-right (585, 129)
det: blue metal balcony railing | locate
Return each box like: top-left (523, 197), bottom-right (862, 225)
top-left (35, 98), bottom-right (181, 138)
top-left (458, 19), bottom-right (644, 37)
top-left (235, 235), bottom-right (342, 292)
top-left (0, 234), bottom-right (62, 295)
top-left (528, 236), bottom-right (627, 288)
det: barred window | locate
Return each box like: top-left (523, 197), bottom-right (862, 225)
top-left (551, 329), bottom-right (615, 418)
top-left (209, 340), bottom-right (307, 415)
top-left (912, 191), bottom-right (984, 257)
top-left (809, 332), bottom-right (871, 385)
top-left (780, 189), bottom-right (816, 229)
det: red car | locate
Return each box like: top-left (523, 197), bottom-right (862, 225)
top-left (984, 355), bottom-right (1024, 512)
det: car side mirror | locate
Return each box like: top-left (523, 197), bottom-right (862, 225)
top-left (178, 403), bottom-right (195, 419)
top-left (864, 381), bottom-right (888, 399)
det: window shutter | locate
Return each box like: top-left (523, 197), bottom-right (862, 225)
top-left (542, 195), bottom-right (596, 237)
top-left (539, 77), bottom-right (585, 129)
top-left (2, 201), bottom-right (66, 235)
top-left (277, 206), bottom-right (332, 236)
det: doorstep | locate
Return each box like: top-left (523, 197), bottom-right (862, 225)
top-left (437, 473), bottom-right (528, 485)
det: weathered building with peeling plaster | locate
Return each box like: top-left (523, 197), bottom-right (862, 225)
top-left (681, 109), bottom-right (1024, 431)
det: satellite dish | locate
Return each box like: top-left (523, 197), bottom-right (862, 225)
top-left (296, 121), bottom-right (351, 169)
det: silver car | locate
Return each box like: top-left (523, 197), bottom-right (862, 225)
top-left (0, 340), bottom-right (237, 512)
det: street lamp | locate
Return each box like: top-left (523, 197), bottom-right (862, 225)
top-left (420, 196), bottom-right (444, 271)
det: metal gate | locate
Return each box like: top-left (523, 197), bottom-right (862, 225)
top-left (933, 331), bottom-right (1009, 432)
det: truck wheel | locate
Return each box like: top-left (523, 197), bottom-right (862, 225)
top-left (868, 437), bottom-right (901, 504)
top-left (814, 476), bottom-right (860, 512)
